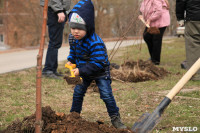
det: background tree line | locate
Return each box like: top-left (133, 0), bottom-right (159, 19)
top-left (2, 0), bottom-right (177, 48)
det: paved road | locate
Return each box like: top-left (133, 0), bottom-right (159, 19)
top-left (0, 39), bottom-right (143, 74)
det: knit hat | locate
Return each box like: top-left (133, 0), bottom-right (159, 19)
top-left (69, 13), bottom-right (87, 31)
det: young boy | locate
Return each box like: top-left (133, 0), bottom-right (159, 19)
top-left (66, 0), bottom-right (126, 129)
top-left (67, 0), bottom-right (126, 129)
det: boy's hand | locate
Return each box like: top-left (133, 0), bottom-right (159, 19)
top-left (73, 68), bottom-right (79, 76)
top-left (67, 61), bottom-right (72, 65)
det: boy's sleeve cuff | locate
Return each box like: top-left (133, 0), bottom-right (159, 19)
top-left (78, 64), bottom-right (102, 77)
top-left (68, 58), bottom-right (75, 64)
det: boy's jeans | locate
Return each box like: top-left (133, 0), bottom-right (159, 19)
top-left (43, 7), bottom-right (66, 73)
top-left (70, 75), bottom-right (119, 117)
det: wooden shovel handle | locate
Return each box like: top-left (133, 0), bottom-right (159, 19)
top-left (166, 58), bottom-right (200, 100)
top-left (139, 17), bottom-right (150, 28)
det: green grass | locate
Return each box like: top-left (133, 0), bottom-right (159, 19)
top-left (0, 37), bottom-right (200, 132)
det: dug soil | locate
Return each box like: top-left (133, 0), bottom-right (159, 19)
top-left (111, 60), bottom-right (168, 82)
top-left (64, 76), bottom-right (82, 85)
top-left (1, 106), bottom-right (134, 133)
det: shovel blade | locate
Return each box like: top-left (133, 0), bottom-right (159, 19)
top-left (132, 111), bottom-right (162, 133)
top-left (132, 97), bottom-right (171, 133)
top-left (132, 113), bottom-right (151, 133)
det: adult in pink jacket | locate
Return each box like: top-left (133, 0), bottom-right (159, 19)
top-left (139, 0), bottom-right (170, 65)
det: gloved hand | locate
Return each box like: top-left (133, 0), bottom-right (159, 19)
top-left (178, 20), bottom-right (184, 27)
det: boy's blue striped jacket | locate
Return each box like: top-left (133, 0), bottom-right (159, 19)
top-left (67, 0), bottom-right (110, 78)
top-left (67, 33), bottom-right (110, 78)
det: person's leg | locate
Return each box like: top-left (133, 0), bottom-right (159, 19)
top-left (43, 8), bottom-right (65, 73)
top-left (95, 75), bottom-right (126, 129)
top-left (95, 77), bottom-right (119, 116)
top-left (143, 28), bottom-right (153, 59)
top-left (185, 21), bottom-right (200, 80)
top-left (70, 78), bottom-right (92, 113)
top-left (151, 27), bottom-right (166, 65)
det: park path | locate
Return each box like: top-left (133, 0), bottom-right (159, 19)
top-left (0, 38), bottom-right (143, 74)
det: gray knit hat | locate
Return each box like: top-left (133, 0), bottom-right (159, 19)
top-left (69, 13), bottom-right (87, 31)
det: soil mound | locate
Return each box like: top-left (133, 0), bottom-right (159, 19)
top-left (111, 60), bottom-right (168, 82)
top-left (1, 106), bottom-right (134, 133)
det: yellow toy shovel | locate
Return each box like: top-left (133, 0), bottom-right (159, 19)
top-left (64, 63), bottom-right (82, 85)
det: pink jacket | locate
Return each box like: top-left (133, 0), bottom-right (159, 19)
top-left (140, 0), bottom-right (170, 28)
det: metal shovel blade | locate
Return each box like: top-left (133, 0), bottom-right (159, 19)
top-left (132, 97), bottom-right (171, 133)
top-left (132, 113), bottom-right (150, 133)
top-left (131, 110), bottom-right (162, 133)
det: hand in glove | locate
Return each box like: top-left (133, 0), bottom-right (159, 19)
top-left (178, 20), bottom-right (184, 27)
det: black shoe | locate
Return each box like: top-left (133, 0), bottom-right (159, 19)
top-left (154, 62), bottom-right (160, 65)
top-left (54, 71), bottom-right (63, 77)
top-left (151, 59), bottom-right (160, 65)
top-left (111, 114), bottom-right (127, 129)
top-left (42, 71), bottom-right (61, 80)
top-left (152, 61), bottom-right (160, 65)
top-left (180, 60), bottom-right (187, 69)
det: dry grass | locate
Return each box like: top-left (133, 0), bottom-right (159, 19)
top-left (0, 37), bottom-right (200, 132)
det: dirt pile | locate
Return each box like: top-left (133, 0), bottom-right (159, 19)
top-left (2, 106), bottom-right (134, 133)
top-left (111, 60), bottom-right (168, 82)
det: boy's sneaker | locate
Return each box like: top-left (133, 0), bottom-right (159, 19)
top-left (111, 114), bottom-right (127, 129)
top-left (42, 71), bottom-right (61, 80)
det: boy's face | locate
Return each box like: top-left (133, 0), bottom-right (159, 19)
top-left (71, 28), bottom-right (86, 40)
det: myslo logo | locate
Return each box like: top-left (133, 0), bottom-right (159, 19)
top-left (172, 127), bottom-right (198, 132)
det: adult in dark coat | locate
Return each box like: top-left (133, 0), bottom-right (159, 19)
top-left (176, 0), bottom-right (200, 80)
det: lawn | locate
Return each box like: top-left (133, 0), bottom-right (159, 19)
top-left (0, 37), bottom-right (199, 132)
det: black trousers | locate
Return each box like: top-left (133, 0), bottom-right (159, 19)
top-left (43, 8), bottom-right (66, 73)
top-left (143, 27), bottom-right (166, 65)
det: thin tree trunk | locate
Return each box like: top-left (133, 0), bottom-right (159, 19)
top-left (35, 0), bottom-right (48, 132)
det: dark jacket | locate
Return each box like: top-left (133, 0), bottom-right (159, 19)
top-left (67, 0), bottom-right (110, 78)
top-left (176, 0), bottom-right (200, 21)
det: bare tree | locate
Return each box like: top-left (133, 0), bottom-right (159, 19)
top-left (93, 0), bottom-right (143, 38)
top-left (4, 0), bottom-right (177, 48)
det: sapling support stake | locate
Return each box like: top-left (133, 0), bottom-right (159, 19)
top-left (36, 0), bottom-right (48, 132)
